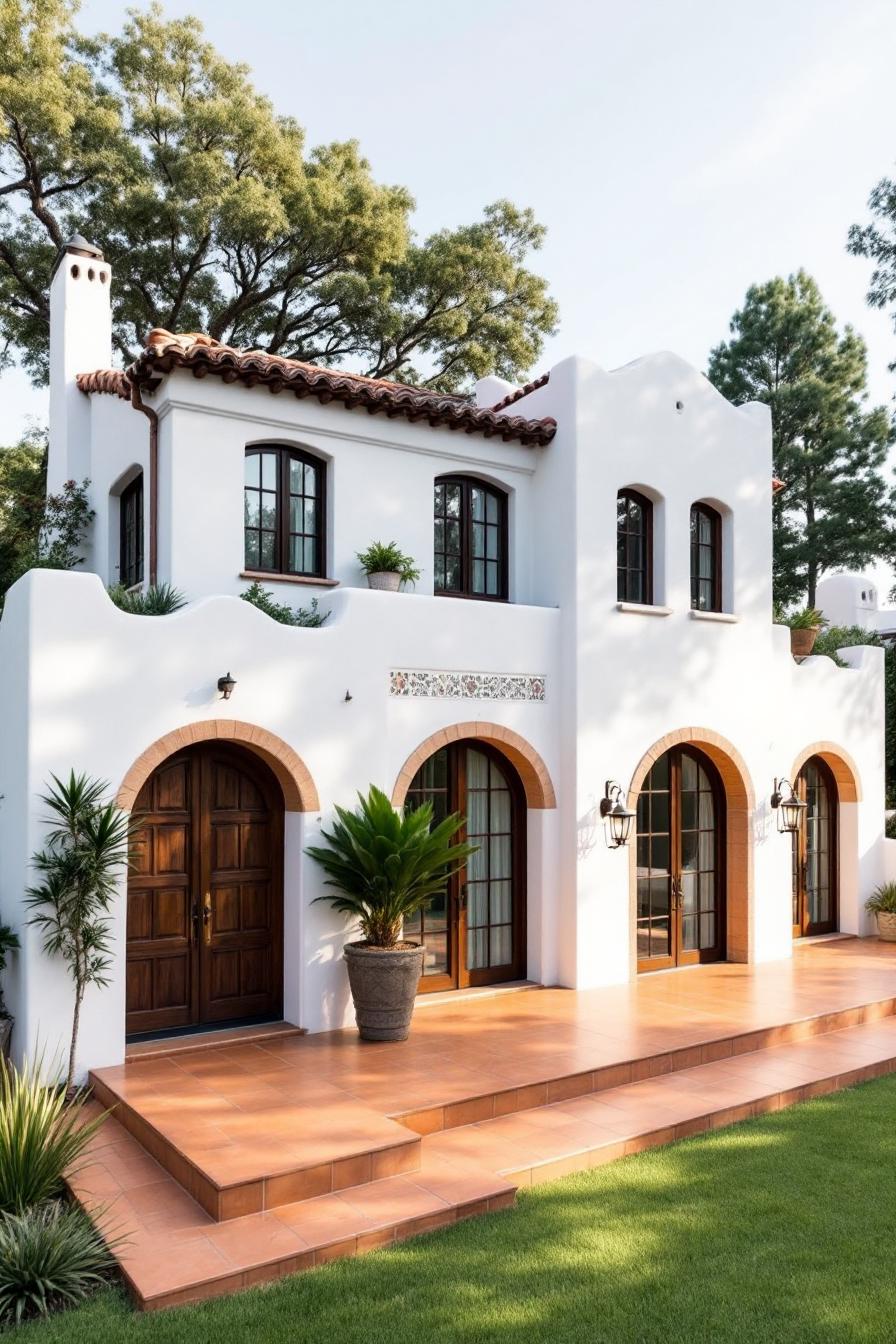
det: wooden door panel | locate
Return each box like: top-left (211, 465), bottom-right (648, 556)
top-left (127, 744), bottom-right (283, 1037)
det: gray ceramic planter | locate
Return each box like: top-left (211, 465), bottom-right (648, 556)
top-left (344, 942), bottom-right (424, 1042)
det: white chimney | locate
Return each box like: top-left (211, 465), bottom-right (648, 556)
top-left (474, 374), bottom-right (518, 409)
top-left (48, 236), bottom-right (112, 494)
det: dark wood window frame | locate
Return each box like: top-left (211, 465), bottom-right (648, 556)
top-left (244, 445), bottom-right (326, 579)
top-left (119, 473), bottom-right (144, 588)
top-left (434, 475), bottom-right (509, 601)
top-left (792, 755), bottom-right (838, 938)
top-left (690, 502), bottom-right (722, 613)
top-left (617, 488), bottom-right (653, 604)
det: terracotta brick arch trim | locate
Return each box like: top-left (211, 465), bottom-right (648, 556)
top-left (790, 741), bottom-right (862, 803)
top-left (627, 727), bottom-right (756, 965)
top-left (391, 723), bottom-right (556, 810)
top-left (115, 720), bottom-right (320, 813)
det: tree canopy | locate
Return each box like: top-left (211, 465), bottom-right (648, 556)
top-left (848, 173), bottom-right (896, 371)
top-left (707, 272), bottom-right (895, 608)
top-left (0, 0), bottom-right (558, 390)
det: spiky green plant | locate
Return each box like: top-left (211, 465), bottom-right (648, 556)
top-left (306, 785), bottom-right (477, 947)
top-left (26, 773), bottom-right (136, 1095)
top-left (106, 582), bottom-right (186, 615)
top-left (0, 1056), bottom-right (106, 1214)
top-left (0, 1200), bottom-right (113, 1323)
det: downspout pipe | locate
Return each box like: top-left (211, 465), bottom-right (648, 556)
top-left (129, 380), bottom-right (158, 585)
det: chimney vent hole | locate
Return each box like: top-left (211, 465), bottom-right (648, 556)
top-left (87, 268), bottom-right (95, 281)
top-left (70, 264), bottom-right (80, 279)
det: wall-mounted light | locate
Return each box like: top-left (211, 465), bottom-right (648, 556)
top-left (771, 778), bottom-right (806, 834)
top-left (599, 780), bottom-right (636, 849)
top-left (217, 672), bottom-right (237, 701)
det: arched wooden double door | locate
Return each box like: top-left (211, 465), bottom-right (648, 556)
top-left (792, 756), bottom-right (838, 937)
top-left (126, 743), bottom-right (284, 1037)
top-left (404, 743), bottom-right (526, 992)
top-left (636, 746), bottom-right (726, 972)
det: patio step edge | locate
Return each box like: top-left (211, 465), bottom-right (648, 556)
top-left (395, 994), bottom-right (896, 1136)
top-left (88, 1072), bottom-right (422, 1222)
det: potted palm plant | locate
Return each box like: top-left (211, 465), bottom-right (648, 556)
top-left (306, 786), bottom-right (476, 1041)
top-left (357, 541), bottom-right (421, 593)
top-left (780, 606), bottom-right (827, 658)
top-left (865, 883), bottom-right (896, 942)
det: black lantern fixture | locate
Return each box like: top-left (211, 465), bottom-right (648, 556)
top-left (599, 780), bottom-right (637, 849)
top-left (217, 672), bottom-right (237, 701)
top-left (771, 778), bottom-right (806, 834)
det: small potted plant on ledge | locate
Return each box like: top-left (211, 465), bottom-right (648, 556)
top-left (781, 606), bottom-right (827, 658)
top-left (865, 884), bottom-right (896, 942)
top-left (306, 785), bottom-right (476, 1041)
top-left (357, 541), bottom-right (421, 592)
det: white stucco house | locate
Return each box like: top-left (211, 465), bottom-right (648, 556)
top-left (0, 236), bottom-right (890, 1082)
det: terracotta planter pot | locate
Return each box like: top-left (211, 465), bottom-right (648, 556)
top-left (367, 571), bottom-right (402, 592)
top-left (344, 942), bottom-right (424, 1042)
top-left (876, 912), bottom-right (896, 942)
top-left (790, 626), bottom-right (820, 657)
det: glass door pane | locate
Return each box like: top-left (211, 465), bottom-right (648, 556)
top-left (404, 749), bottom-right (452, 980)
top-left (465, 749), bottom-right (515, 972)
top-left (636, 754), bottom-right (672, 964)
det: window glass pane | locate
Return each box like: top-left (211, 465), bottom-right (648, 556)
top-left (681, 870), bottom-right (698, 915)
top-left (304, 538), bottom-right (316, 572)
top-left (472, 558), bottom-right (485, 592)
top-left (472, 488), bottom-right (485, 521)
top-left (467, 926), bottom-right (487, 970)
top-left (446, 485), bottom-right (461, 517)
top-left (245, 531), bottom-right (259, 569)
top-left (490, 924), bottom-right (511, 966)
top-left (486, 492), bottom-right (499, 525)
top-left (245, 455), bottom-right (259, 487)
top-left (304, 462), bottom-right (317, 494)
top-left (261, 453), bottom-right (277, 489)
top-left (261, 492), bottom-right (277, 531)
top-left (486, 562), bottom-right (498, 595)
top-left (290, 458), bottom-right (304, 493)
top-left (245, 493), bottom-right (260, 529)
top-left (490, 880), bottom-right (512, 925)
top-left (467, 749), bottom-right (489, 789)
top-left (472, 522), bottom-right (485, 558)
top-left (491, 834), bottom-right (511, 879)
top-left (681, 914), bottom-right (698, 951)
top-left (486, 527), bottom-right (498, 560)
top-left (260, 531), bottom-right (275, 568)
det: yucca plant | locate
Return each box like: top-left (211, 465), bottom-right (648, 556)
top-left (0, 1200), bottom-right (113, 1324)
top-left (306, 785), bottom-right (477, 947)
top-left (26, 773), bottom-right (137, 1095)
top-left (0, 1056), bottom-right (106, 1214)
top-left (106, 582), bottom-right (186, 615)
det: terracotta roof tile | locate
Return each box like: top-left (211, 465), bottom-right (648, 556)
top-left (78, 331), bottom-right (556, 447)
top-left (490, 372), bottom-right (550, 411)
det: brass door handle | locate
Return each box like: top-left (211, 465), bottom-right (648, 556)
top-left (202, 892), bottom-right (212, 946)
top-left (458, 885), bottom-right (467, 914)
top-left (671, 877), bottom-right (682, 910)
top-left (190, 902), bottom-right (200, 946)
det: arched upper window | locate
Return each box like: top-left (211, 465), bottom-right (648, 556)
top-left (617, 489), bottom-right (653, 604)
top-left (244, 446), bottom-right (325, 577)
top-left (119, 472), bottom-right (144, 588)
top-left (434, 476), bottom-right (508, 600)
top-left (690, 503), bottom-right (721, 612)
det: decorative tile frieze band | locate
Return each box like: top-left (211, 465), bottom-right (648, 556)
top-left (390, 669), bottom-right (546, 702)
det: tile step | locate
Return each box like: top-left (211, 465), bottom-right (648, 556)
top-left (424, 1015), bottom-right (896, 1186)
top-left (88, 1072), bottom-right (421, 1222)
top-left (394, 993), bottom-right (896, 1135)
top-left (69, 1107), bottom-right (514, 1312)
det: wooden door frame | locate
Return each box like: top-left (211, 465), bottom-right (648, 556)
top-left (792, 755), bottom-right (838, 938)
top-left (412, 740), bottom-right (526, 994)
top-left (636, 744), bottom-right (727, 974)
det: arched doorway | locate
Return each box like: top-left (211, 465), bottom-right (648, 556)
top-left (636, 745), bottom-right (726, 972)
top-left (792, 755), bottom-right (838, 937)
top-left (404, 742), bottom-right (526, 992)
top-left (126, 742), bottom-right (284, 1037)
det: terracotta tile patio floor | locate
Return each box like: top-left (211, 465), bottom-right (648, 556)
top-left (74, 937), bottom-right (896, 1309)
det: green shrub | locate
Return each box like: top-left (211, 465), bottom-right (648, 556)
top-left (0, 1200), bottom-right (113, 1324)
top-left (240, 580), bottom-right (329, 627)
top-left (306, 785), bottom-right (476, 947)
top-left (866, 882), bottom-right (896, 915)
top-left (812, 624), bottom-right (883, 667)
top-left (0, 1057), bottom-right (106, 1214)
top-left (106, 582), bottom-right (186, 615)
top-left (356, 541), bottom-right (421, 585)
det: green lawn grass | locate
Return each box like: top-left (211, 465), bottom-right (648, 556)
top-left (13, 1074), bottom-right (896, 1343)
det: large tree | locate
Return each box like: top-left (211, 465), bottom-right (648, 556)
top-left (707, 272), bottom-right (895, 607)
top-left (848, 172), bottom-right (896, 370)
top-left (0, 0), bottom-right (557, 389)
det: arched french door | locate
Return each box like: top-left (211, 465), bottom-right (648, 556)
top-left (792, 756), bottom-right (838, 937)
top-left (636, 746), bottom-right (726, 972)
top-left (404, 742), bottom-right (526, 991)
top-left (126, 743), bottom-right (284, 1037)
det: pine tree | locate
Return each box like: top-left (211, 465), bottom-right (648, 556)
top-left (707, 272), bottom-right (895, 607)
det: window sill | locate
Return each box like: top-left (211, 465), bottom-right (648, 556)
top-left (240, 571), bottom-right (340, 589)
top-left (616, 601), bottom-right (672, 617)
top-left (689, 609), bottom-right (740, 624)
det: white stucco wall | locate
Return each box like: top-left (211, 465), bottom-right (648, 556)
top-left (6, 254), bottom-right (885, 1082)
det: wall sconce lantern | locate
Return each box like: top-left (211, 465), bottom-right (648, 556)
top-left (599, 780), bottom-right (636, 849)
top-left (217, 672), bottom-right (237, 700)
top-left (771, 778), bottom-right (806, 834)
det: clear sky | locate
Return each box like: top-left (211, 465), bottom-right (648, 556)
top-left (4, 0), bottom-right (896, 579)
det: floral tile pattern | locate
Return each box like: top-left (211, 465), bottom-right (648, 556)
top-left (390, 670), bottom-right (546, 702)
